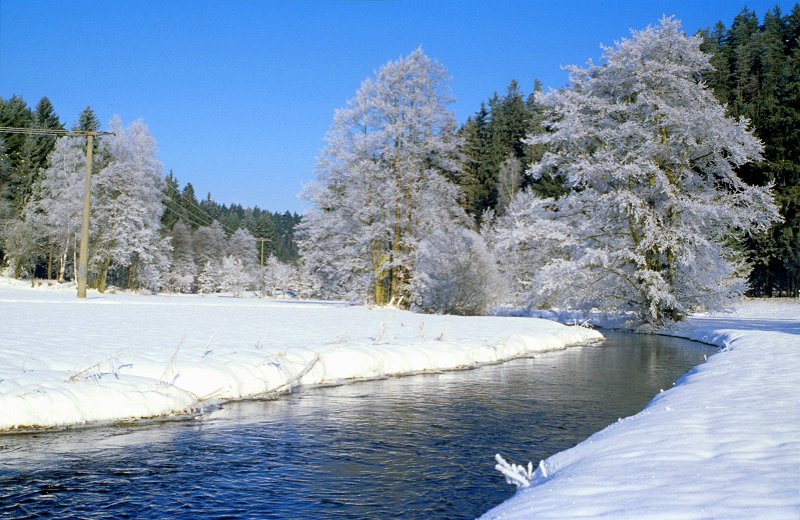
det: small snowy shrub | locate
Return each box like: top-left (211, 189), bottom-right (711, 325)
top-left (412, 227), bottom-right (501, 316)
top-left (260, 256), bottom-right (299, 297)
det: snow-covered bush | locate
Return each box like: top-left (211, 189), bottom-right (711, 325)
top-left (260, 256), bottom-right (299, 297)
top-left (485, 190), bottom-right (575, 307)
top-left (494, 454), bottom-right (549, 489)
top-left (412, 227), bottom-right (501, 315)
top-left (0, 219), bottom-right (44, 279)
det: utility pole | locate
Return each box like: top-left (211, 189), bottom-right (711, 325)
top-left (77, 134), bottom-right (94, 298)
top-left (0, 127), bottom-right (114, 298)
top-left (255, 237), bottom-right (271, 267)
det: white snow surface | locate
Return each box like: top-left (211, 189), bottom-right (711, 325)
top-left (0, 279), bottom-right (600, 430)
top-left (483, 299), bottom-right (800, 519)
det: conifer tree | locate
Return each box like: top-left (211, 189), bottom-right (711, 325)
top-left (161, 171), bottom-right (183, 230)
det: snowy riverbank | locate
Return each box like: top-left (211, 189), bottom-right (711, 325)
top-left (0, 279), bottom-right (601, 430)
top-left (482, 299), bottom-right (800, 519)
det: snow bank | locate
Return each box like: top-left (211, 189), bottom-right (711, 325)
top-left (482, 299), bottom-right (800, 519)
top-left (0, 281), bottom-right (600, 430)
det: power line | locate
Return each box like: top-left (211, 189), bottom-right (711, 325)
top-left (162, 189), bottom-right (215, 227)
top-left (0, 126), bottom-right (109, 137)
top-left (162, 197), bottom-right (220, 231)
top-left (163, 182), bottom-right (241, 235)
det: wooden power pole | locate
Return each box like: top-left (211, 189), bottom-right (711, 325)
top-left (256, 237), bottom-right (271, 267)
top-left (0, 127), bottom-right (113, 298)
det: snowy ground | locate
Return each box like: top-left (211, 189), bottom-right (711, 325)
top-left (3, 280), bottom-right (797, 517)
top-left (0, 278), bottom-right (600, 430)
top-left (483, 299), bottom-right (800, 519)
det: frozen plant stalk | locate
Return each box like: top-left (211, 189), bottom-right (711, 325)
top-left (495, 454), bottom-right (535, 488)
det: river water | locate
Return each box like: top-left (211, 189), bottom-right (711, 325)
top-left (0, 332), bottom-right (714, 519)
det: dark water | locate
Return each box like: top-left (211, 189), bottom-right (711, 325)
top-left (0, 332), bottom-right (714, 519)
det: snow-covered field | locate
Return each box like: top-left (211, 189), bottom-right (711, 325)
top-left (483, 299), bottom-right (800, 519)
top-left (0, 278), bottom-right (600, 430)
top-left (2, 280), bottom-right (797, 518)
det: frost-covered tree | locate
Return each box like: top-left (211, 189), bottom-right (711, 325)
top-left (218, 255), bottom-right (249, 297)
top-left (0, 219), bottom-right (44, 280)
top-left (299, 48), bottom-right (466, 306)
top-left (137, 237), bottom-right (171, 293)
top-left (197, 260), bottom-right (219, 294)
top-left (91, 116), bottom-right (166, 291)
top-left (496, 154), bottom-right (523, 215)
top-left (517, 17), bottom-right (780, 324)
top-left (24, 136), bottom-right (87, 282)
top-left (193, 221), bottom-right (226, 284)
top-left (228, 227), bottom-right (258, 271)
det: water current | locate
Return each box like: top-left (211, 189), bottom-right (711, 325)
top-left (0, 332), bottom-right (714, 519)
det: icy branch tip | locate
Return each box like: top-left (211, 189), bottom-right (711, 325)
top-left (495, 454), bottom-right (545, 488)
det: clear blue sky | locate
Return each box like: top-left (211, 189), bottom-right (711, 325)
top-left (1, 0), bottom-right (794, 214)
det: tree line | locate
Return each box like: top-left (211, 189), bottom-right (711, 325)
top-left (699, 5), bottom-right (800, 297)
top-left (453, 5), bottom-right (800, 298)
top-left (0, 98), bottom-right (302, 294)
top-left (1, 6), bottom-right (797, 323)
top-left (299, 12), bottom-right (792, 325)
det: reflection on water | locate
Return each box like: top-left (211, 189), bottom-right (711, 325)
top-left (0, 332), bottom-right (714, 519)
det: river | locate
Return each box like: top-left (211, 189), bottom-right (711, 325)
top-left (0, 332), bottom-right (714, 519)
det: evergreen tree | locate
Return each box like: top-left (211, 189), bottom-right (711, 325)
top-left (458, 81), bottom-right (538, 225)
top-left (165, 221), bottom-right (196, 293)
top-left (161, 171), bottom-right (183, 230)
top-left (458, 103), bottom-right (492, 221)
top-left (0, 96), bottom-right (33, 218)
top-left (10, 98), bottom-right (64, 217)
top-left (75, 106), bottom-right (100, 133)
top-left (700, 4), bottom-right (800, 296)
top-left (245, 210), bottom-right (277, 264)
top-left (179, 183), bottom-right (212, 228)
top-left (0, 139), bottom-right (12, 226)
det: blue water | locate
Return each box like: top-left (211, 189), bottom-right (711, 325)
top-left (0, 332), bottom-right (714, 519)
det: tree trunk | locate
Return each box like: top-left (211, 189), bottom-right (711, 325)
top-left (371, 240), bottom-right (388, 305)
top-left (97, 256), bottom-right (111, 293)
top-left (57, 239), bottom-right (69, 283)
